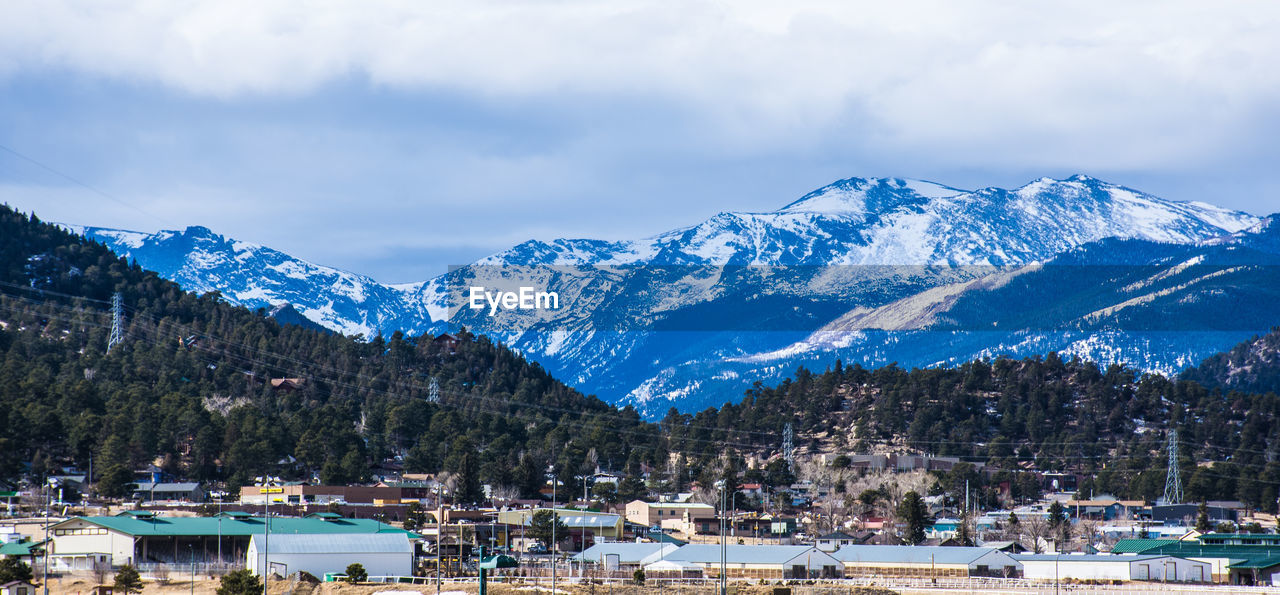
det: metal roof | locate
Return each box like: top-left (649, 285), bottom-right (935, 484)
top-left (572, 543), bottom-right (677, 563)
top-left (58, 515), bottom-right (419, 538)
top-left (1110, 538), bottom-right (1176, 553)
top-left (661, 544), bottom-right (827, 565)
top-left (1014, 554), bottom-right (1166, 562)
top-left (560, 514), bottom-right (621, 528)
top-left (133, 482), bottom-right (201, 491)
top-left (248, 533), bottom-right (413, 554)
top-left (834, 545), bottom-right (1007, 565)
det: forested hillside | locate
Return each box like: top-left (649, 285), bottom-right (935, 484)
top-left (5, 204), bottom-right (1280, 513)
top-left (665, 353), bottom-right (1280, 510)
top-left (0, 206), bottom-right (670, 499)
top-left (1181, 328), bottom-right (1280, 396)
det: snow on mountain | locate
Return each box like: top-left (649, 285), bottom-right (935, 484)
top-left (66, 175), bottom-right (1265, 415)
top-left (71, 225), bottom-right (433, 338)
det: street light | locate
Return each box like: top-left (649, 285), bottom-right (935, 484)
top-left (253, 476), bottom-right (282, 595)
top-left (43, 477), bottom-right (59, 595)
top-left (715, 479), bottom-right (726, 595)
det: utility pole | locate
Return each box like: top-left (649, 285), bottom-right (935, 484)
top-left (43, 478), bottom-right (58, 595)
top-left (551, 464), bottom-right (557, 595)
top-left (254, 476), bottom-right (281, 595)
top-left (435, 483), bottom-right (442, 595)
top-left (107, 292), bottom-right (125, 352)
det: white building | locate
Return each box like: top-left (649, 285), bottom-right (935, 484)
top-left (571, 542), bottom-right (680, 571)
top-left (833, 545), bottom-right (1021, 578)
top-left (1014, 554), bottom-right (1211, 582)
top-left (246, 533), bottom-right (414, 578)
top-left (656, 544), bottom-right (841, 579)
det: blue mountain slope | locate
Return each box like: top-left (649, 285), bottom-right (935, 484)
top-left (64, 175), bottom-right (1266, 415)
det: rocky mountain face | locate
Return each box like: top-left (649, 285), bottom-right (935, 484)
top-left (70, 175), bottom-right (1270, 415)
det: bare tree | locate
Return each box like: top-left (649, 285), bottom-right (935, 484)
top-left (1022, 516), bottom-right (1050, 554)
top-left (91, 559), bottom-right (111, 585)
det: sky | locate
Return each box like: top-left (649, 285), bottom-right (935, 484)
top-left (2, 1), bottom-right (1279, 283)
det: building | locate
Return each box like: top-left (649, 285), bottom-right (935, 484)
top-left (1014, 554), bottom-right (1211, 582)
top-left (1149, 503), bottom-right (1237, 524)
top-left (833, 545), bottom-right (1021, 578)
top-left (46, 512), bottom-right (417, 570)
top-left (238, 483), bottom-right (433, 505)
top-left (571, 542), bottom-right (679, 571)
top-left (815, 531), bottom-right (859, 552)
top-left (1119, 533), bottom-right (1280, 584)
top-left (132, 482), bottom-right (204, 503)
top-left (623, 501), bottom-right (715, 534)
top-left (0, 581), bottom-right (36, 595)
top-left (658, 544), bottom-right (841, 579)
top-left (493, 509), bottom-right (625, 541)
top-left (245, 533), bottom-right (414, 578)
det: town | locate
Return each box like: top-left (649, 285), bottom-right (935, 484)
top-left (4, 447), bottom-right (1280, 595)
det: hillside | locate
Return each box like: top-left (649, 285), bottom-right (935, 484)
top-left (1181, 327), bottom-right (1280, 395)
top-left (73, 175), bottom-right (1261, 414)
top-left (0, 206), bottom-right (667, 497)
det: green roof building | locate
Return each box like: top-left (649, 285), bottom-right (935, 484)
top-left (47, 513), bottom-right (417, 571)
top-left (1117, 534), bottom-right (1280, 585)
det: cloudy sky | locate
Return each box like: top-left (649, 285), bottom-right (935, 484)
top-left (2, 1), bottom-right (1279, 282)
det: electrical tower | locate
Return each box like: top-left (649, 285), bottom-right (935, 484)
top-left (783, 423), bottom-right (794, 472)
top-left (107, 292), bottom-right (125, 352)
top-left (1163, 429), bottom-right (1183, 504)
top-left (427, 377), bottom-right (440, 403)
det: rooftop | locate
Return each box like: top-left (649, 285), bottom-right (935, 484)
top-left (57, 515), bottom-right (419, 538)
top-left (248, 533), bottom-right (413, 554)
top-left (834, 545), bottom-right (1006, 565)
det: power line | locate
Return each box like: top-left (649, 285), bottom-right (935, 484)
top-left (0, 142), bottom-right (171, 227)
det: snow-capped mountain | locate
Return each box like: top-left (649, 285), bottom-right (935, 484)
top-left (69, 175), bottom-right (1266, 415)
top-left (62, 225), bottom-right (433, 337)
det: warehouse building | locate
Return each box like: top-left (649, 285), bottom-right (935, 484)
top-left (1116, 533), bottom-right (1280, 584)
top-left (245, 533), bottom-right (414, 578)
top-left (833, 545), bottom-right (1021, 578)
top-left (624, 501), bottom-right (716, 534)
top-left (658, 544), bottom-right (841, 579)
top-left (571, 542), bottom-right (679, 572)
top-left (1014, 554), bottom-right (1210, 582)
top-left (46, 511), bottom-right (417, 570)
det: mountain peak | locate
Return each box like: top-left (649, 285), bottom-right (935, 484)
top-left (778, 177), bottom-right (966, 215)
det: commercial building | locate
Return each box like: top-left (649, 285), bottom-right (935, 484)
top-left (1118, 533), bottom-right (1280, 585)
top-left (833, 545), bottom-right (1021, 578)
top-left (1014, 554), bottom-right (1210, 582)
top-left (493, 509), bottom-right (625, 541)
top-left (658, 544), bottom-right (841, 579)
top-left (132, 482), bottom-right (204, 503)
top-left (571, 542), bottom-right (679, 572)
top-left (238, 484), bottom-right (432, 505)
top-left (623, 501), bottom-right (715, 534)
top-left (45, 511), bottom-right (417, 570)
top-left (245, 533), bottom-right (414, 578)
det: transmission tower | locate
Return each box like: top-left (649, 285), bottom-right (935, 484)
top-left (782, 423), bottom-right (795, 472)
top-left (1163, 429), bottom-right (1183, 504)
top-left (107, 292), bottom-right (125, 352)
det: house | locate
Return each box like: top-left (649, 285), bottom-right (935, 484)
top-left (432, 333), bottom-right (459, 352)
top-left (658, 544), bottom-right (842, 579)
top-left (245, 533), bottom-right (413, 578)
top-left (623, 501), bottom-right (715, 533)
top-left (815, 531), bottom-right (859, 552)
top-left (0, 581), bottom-right (36, 595)
top-left (834, 545), bottom-right (1021, 578)
top-left (1014, 554), bottom-right (1211, 582)
top-left (132, 482), bottom-right (204, 503)
top-left (46, 512), bottom-right (417, 570)
top-left (0, 538), bottom-right (45, 567)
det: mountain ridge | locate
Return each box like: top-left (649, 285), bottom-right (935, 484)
top-left (61, 174), bottom-right (1266, 413)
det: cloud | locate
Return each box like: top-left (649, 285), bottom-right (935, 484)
top-left (3, 1), bottom-right (1280, 282)
top-left (4, 1), bottom-right (1279, 166)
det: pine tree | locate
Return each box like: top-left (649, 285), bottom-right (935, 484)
top-left (896, 491), bottom-right (928, 545)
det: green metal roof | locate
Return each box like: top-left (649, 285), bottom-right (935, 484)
top-left (1138, 541), bottom-right (1280, 570)
top-left (0, 540), bottom-right (45, 556)
top-left (58, 515), bottom-right (420, 538)
top-left (1110, 538), bottom-right (1177, 553)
